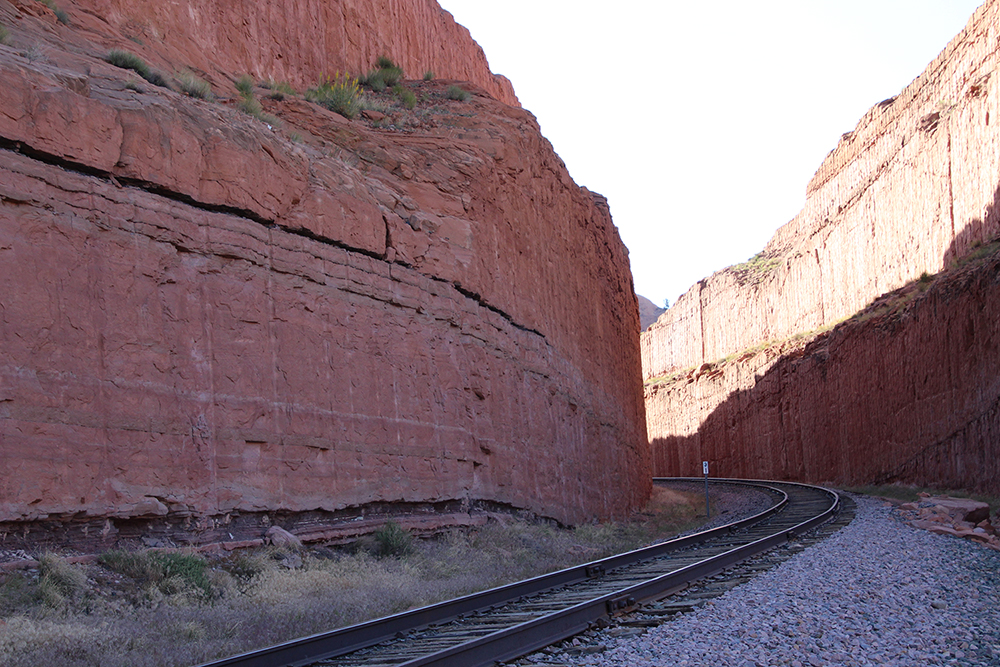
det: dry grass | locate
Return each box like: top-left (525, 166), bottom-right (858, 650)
top-left (0, 489), bottom-right (701, 666)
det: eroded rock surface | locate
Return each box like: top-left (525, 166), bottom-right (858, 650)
top-left (643, 0), bottom-right (1000, 377)
top-left (0, 0), bottom-right (649, 541)
top-left (644, 0), bottom-right (1000, 495)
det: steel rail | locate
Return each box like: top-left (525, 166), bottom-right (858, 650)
top-left (197, 479), bottom-right (838, 667)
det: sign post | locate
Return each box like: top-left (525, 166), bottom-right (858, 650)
top-left (702, 461), bottom-right (710, 519)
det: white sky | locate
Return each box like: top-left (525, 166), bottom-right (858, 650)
top-left (436, 0), bottom-right (985, 307)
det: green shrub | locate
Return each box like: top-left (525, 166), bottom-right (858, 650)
top-left (99, 550), bottom-right (214, 598)
top-left (106, 49), bottom-right (149, 77)
top-left (39, 0), bottom-right (69, 24)
top-left (38, 554), bottom-right (87, 607)
top-left (237, 93), bottom-right (262, 116)
top-left (176, 70), bottom-right (212, 99)
top-left (235, 74), bottom-right (254, 97)
top-left (423, 70), bottom-right (434, 81)
top-left (306, 72), bottom-right (362, 119)
top-left (361, 56), bottom-right (403, 91)
top-left (106, 50), bottom-right (170, 88)
top-left (264, 80), bottom-right (296, 100)
top-left (446, 85), bottom-right (470, 102)
top-left (394, 84), bottom-right (416, 110)
top-left (373, 521), bottom-right (414, 559)
top-left (0, 24), bottom-right (10, 45)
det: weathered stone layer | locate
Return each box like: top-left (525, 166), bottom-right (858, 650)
top-left (643, 0), bottom-right (1000, 378)
top-left (643, 0), bottom-right (1000, 496)
top-left (646, 251), bottom-right (1000, 497)
top-left (0, 0), bottom-right (649, 530)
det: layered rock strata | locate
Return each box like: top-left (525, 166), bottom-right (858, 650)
top-left (643, 0), bottom-right (1000, 378)
top-left (0, 0), bottom-right (649, 540)
top-left (644, 0), bottom-right (1000, 494)
top-left (646, 248), bottom-right (1000, 495)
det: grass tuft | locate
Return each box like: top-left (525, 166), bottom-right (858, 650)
top-left (0, 24), bottom-right (9, 45)
top-left (98, 550), bottom-right (214, 599)
top-left (106, 50), bottom-right (169, 88)
top-left (423, 70), bottom-right (434, 81)
top-left (372, 521), bottom-right (414, 558)
top-left (306, 72), bottom-right (362, 119)
top-left (38, 0), bottom-right (69, 24)
top-left (393, 84), bottom-right (417, 110)
top-left (38, 554), bottom-right (88, 607)
top-left (446, 85), bottom-right (470, 102)
top-left (235, 74), bottom-right (254, 97)
top-left (176, 70), bottom-right (212, 99)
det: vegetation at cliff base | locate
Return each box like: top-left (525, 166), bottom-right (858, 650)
top-left (306, 72), bottom-right (362, 119)
top-left (0, 487), bottom-right (704, 667)
top-left (361, 56), bottom-right (404, 92)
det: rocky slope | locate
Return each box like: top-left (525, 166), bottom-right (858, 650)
top-left (636, 294), bottom-right (665, 331)
top-left (642, 0), bottom-right (1000, 378)
top-left (643, 0), bottom-right (1000, 494)
top-left (0, 0), bottom-right (649, 546)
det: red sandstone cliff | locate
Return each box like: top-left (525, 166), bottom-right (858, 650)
top-left (642, 0), bottom-right (1000, 378)
top-left (643, 0), bottom-right (1000, 494)
top-left (647, 248), bottom-right (1000, 496)
top-left (0, 0), bottom-right (648, 540)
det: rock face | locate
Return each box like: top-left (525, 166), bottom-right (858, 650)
top-left (636, 294), bottom-right (665, 331)
top-left (0, 0), bottom-right (649, 536)
top-left (644, 0), bottom-right (1000, 495)
top-left (643, 0), bottom-right (1000, 378)
top-left (646, 250), bottom-right (1000, 496)
top-left (66, 0), bottom-right (518, 106)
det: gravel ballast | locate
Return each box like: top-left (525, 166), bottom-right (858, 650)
top-left (539, 496), bottom-right (1000, 667)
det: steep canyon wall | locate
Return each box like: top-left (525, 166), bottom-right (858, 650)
top-left (644, 0), bottom-right (1000, 492)
top-left (0, 0), bottom-right (649, 538)
top-left (643, 0), bottom-right (1000, 378)
top-left (647, 250), bottom-right (1000, 495)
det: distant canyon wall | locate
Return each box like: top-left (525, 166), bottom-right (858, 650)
top-left (644, 0), bottom-right (1000, 493)
top-left (643, 0), bottom-right (1000, 378)
top-left (0, 0), bottom-right (648, 533)
top-left (647, 251), bottom-right (1000, 496)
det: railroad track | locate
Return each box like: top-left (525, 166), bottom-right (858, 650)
top-left (198, 479), bottom-right (847, 667)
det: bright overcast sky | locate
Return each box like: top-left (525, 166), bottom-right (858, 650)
top-left (437, 0), bottom-right (984, 307)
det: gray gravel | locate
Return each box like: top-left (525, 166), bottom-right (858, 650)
top-left (543, 496), bottom-right (1000, 667)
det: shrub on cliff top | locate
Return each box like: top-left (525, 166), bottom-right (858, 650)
top-left (306, 72), bottom-right (362, 119)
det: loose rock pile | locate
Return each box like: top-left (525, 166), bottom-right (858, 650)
top-left (896, 493), bottom-right (999, 551)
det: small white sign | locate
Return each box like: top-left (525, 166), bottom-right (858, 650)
top-left (702, 461), bottom-right (709, 475)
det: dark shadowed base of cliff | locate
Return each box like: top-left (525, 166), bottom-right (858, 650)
top-left (650, 231), bottom-right (1000, 496)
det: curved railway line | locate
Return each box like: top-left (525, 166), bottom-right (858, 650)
top-left (199, 479), bottom-right (852, 667)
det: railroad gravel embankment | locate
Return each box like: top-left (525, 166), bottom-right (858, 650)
top-left (541, 496), bottom-right (1000, 667)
